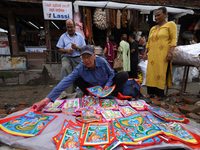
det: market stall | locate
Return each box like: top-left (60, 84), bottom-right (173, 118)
top-left (0, 97), bottom-right (200, 150)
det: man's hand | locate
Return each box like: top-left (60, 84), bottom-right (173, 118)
top-left (103, 86), bottom-right (109, 91)
top-left (32, 98), bottom-right (51, 112)
top-left (67, 49), bottom-right (74, 55)
top-left (166, 52), bottom-right (173, 62)
top-left (71, 43), bottom-right (77, 50)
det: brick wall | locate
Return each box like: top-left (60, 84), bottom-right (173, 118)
top-left (110, 0), bottom-right (200, 8)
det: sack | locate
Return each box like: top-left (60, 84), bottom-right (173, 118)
top-left (91, 45), bottom-right (103, 56)
top-left (113, 52), bottom-right (123, 69)
top-left (92, 39), bottom-right (103, 56)
top-left (122, 78), bottom-right (141, 97)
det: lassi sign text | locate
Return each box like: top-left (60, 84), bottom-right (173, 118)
top-left (42, 1), bottom-right (72, 20)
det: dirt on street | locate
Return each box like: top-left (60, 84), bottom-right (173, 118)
top-left (0, 81), bottom-right (199, 109)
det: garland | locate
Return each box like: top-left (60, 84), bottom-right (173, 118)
top-left (122, 9), bottom-right (127, 28)
top-left (110, 9), bottom-right (116, 28)
top-left (93, 8), bottom-right (108, 30)
top-left (87, 8), bottom-right (93, 45)
top-left (116, 9), bottom-right (121, 29)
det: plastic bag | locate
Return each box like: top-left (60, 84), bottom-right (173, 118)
top-left (190, 67), bottom-right (199, 79)
top-left (181, 30), bottom-right (194, 41)
top-left (194, 19), bottom-right (200, 31)
top-left (138, 60), bottom-right (148, 86)
top-left (172, 67), bottom-right (183, 85)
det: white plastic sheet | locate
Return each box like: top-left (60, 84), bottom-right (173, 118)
top-left (138, 60), bottom-right (148, 86)
top-left (73, 1), bottom-right (194, 18)
top-left (173, 43), bottom-right (200, 67)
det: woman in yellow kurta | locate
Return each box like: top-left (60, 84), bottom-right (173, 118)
top-left (143, 7), bottom-right (177, 100)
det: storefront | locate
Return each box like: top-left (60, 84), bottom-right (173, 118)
top-left (73, 1), bottom-right (194, 56)
top-left (0, 0), bottom-right (197, 70)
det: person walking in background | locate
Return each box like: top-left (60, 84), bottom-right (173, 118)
top-left (103, 35), bottom-right (118, 68)
top-left (129, 34), bottom-right (139, 78)
top-left (143, 6), bottom-right (177, 100)
top-left (117, 34), bottom-right (130, 73)
top-left (56, 19), bottom-right (86, 92)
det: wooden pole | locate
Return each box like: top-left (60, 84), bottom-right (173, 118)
top-left (136, 10), bottom-right (139, 33)
top-left (7, 11), bottom-right (19, 54)
top-left (44, 20), bottom-right (51, 65)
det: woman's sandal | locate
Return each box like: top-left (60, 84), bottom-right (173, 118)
top-left (155, 95), bottom-right (165, 101)
top-left (145, 94), bottom-right (155, 98)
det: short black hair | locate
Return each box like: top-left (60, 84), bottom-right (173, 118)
top-left (66, 19), bottom-right (75, 26)
top-left (109, 35), bottom-right (115, 42)
top-left (156, 6), bottom-right (167, 14)
top-left (129, 34), bottom-right (135, 40)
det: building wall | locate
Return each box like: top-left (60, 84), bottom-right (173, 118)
top-left (0, 55), bottom-right (26, 70)
top-left (111, 0), bottom-right (200, 8)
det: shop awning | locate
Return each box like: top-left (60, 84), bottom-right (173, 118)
top-left (73, 1), bottom-right (194, 18)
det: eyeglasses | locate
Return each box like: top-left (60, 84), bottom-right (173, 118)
top-left (81, 55), bottom-right (93, 60)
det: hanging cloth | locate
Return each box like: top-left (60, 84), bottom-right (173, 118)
top-left (74, 12), bottom-right (85, 39)
top-left (116, 9), bottom-right (121, 29)
top-left (86, 8), bottom-right (93, 45)
top-left (122, 9), bottom-right (127, 28)
top-left (129, 10), bottom-right (133, 30)
top-left (110, 9), bottom-right (116, 28)
top-left (127, 10), bottom-right (130, 20)
top-left (106, 9), bottom-right (110, 26)
top-left (83, 7), bottom-right (87, 38)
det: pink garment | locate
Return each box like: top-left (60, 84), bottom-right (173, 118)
top-left (73, 12), bottom-right (85, 39)
top-left (105, 42), bottom-right (118, 68)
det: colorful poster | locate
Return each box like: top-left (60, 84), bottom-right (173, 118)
top-left (0, 109), bottom-right (57, 137)
top-left (146, 114), bottom-right (198, 144)
top-left (82, 122), bottom-right (110, 145)
top-left (57, 127), bottom-right (80, 150)
top-left (82, 96), bottom-right (100, 107)
top-left (62, 98), bottom-right (80, 109)
top-left (44, 107), bottom-right (62, 113)
top-left (45, 99), bottom-right (65, 109)
top-left (129, 100), bottom-right (149, 111)
top-left (87, 85), bottom-right (115, 97)
top-left (145, 105), bottom-right (189, 123)
top-left (111, 119), bottom-right (137, 145)
top-left (101, 110), bottom-right (123, 121)
top-left (81, 108), bottom-right (97, 121)
top-left (99, 99), bottom-right (118, 110)
top-left (117, 99), bottom-right (129, 106)
top-left (122, 136), bottom-right (162, 149)
top-left (119, 106), bottom-right (137, 117)
top-left (116, 113), bottom-right (162, 142)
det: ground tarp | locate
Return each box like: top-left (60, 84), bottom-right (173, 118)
top-left (0, 107), bottom-right (200, 150)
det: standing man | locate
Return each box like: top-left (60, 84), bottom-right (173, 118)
top-left (129, 34), bottom-right (139, 78)
top-left (56, 19), bottom-right (86, 92)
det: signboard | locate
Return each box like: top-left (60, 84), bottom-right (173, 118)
top-left (25, 46), bottom-right (47, 52)
top-left (42, 1), bottom-right (72, 20)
